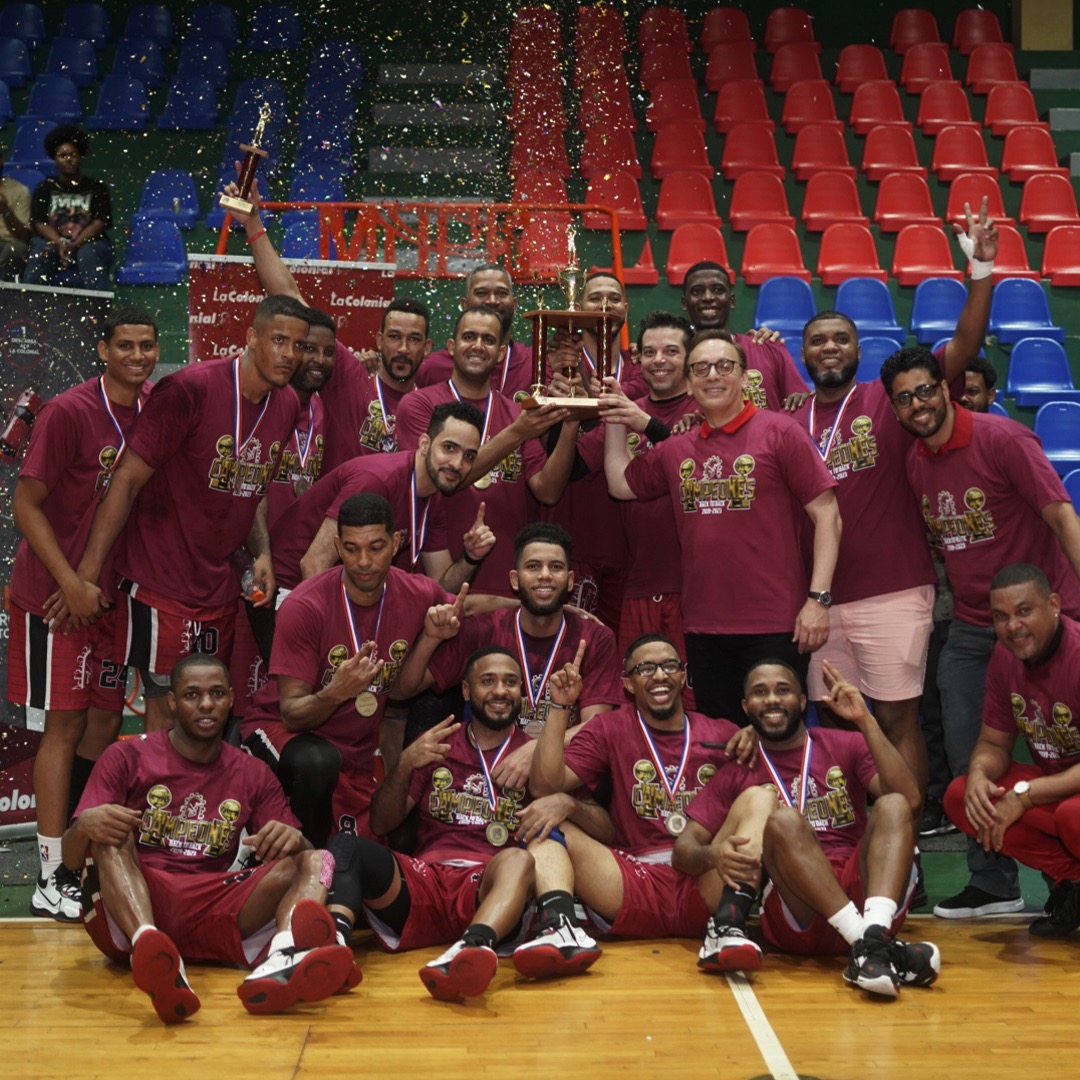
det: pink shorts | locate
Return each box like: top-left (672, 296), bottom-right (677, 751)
top-left (760, 845), bottom-right (914, 956)
top-left (8, 602), bottom-right (128, 711)
top-left (617, 593), bottom-right (695, 709)
top-left (808, 584), bottom-right (934, 701)
top-left (81, 856), bottom-right (278, 967)
top-left (589, 851), bottom-right (711, 939)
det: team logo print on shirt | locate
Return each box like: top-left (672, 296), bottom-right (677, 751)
top-left (630, 758), bottom-right (696, 819)
top-left (743, 369), bottom-right (767, 408)
top-left (921, 488), bottom-right (996, 550)
top-left (820, 415), bottom-right (879, 479)
top-left (138, 786), bottom-right (239, 857)
top-left (208, 434), bottom-right (282, 497)
top-left (1010, 696), bottom-right (1080, 759)
top-left (763, 767), bottom-right (856, 832)
top-left (427, 768), bottom-right (525, 830)
top-left (359, 402), bottom-right (396, 453)
top-left (95, 444), bottom-right (120, 492)
top-left (322, 639), bottom-right (410, 699)
top-left (678, 455), bottom-right (756, 515)
top-left (275, 434), bottom-right (324, 487)
top-left (493, 448), bottom-right (523, 486)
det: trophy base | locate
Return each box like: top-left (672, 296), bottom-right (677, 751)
top-left (219, 194), bottom-right (256, 214)
top-left (520, 393), bottom-right (602, 419)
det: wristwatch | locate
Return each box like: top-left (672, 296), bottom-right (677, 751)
top-left (1012, 780), bottom-right (1034, 810)
top-left (808, 590), bottom-right (833, 608)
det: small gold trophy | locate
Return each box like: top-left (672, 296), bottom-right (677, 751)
top-left (521, 225), bottom-right (617, 418)
top-left (219, 103), bottom-right (272, 215)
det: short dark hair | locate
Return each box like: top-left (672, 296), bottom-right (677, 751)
top-left (743, 658), bottom-right (804, 695)
top-left (463, 645), bottom-right (521, 680)
top-left (990, 562), bottom-right (1051, 596)
top-left (583, 270), bottom-right (626, 296)
top-left (452, 304), bottom-right (502, 339)
top-left (682, 261), bottom-right (731, 291)
top-left (687, 328), bottom-right (745, 367)
top-left (170, 652), bottom-right (230, 692)
top-left (880, 347), bottom-right (942, 394)
top-left (427, 400), bottom-right (484, 441)
top-left (304, 305), bottom-right (336, 335)
top-left (637, 310), bottom-right (693, 354)
top-left (382, 296), bottom-right (431, 335)
top-left (966, 354), bottom-right (997, 390)
top-left (623, 633), bottom-right (679, 671)
top-left (803, 310), bottom-right (858, 343)
top-left (253, 294), bottom-right (311, 329)
top-left (338, 493), bottom-right (394, 535)
top-left (464, 264), bottom-right (513, 295)
top-left (45, 124), bottom-right (89, 159)
top-left (102, 307), bottom-right (158, 343)
top-left (514, 521), bottom-right (572, 563)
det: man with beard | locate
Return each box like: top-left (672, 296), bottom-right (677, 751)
top-left (530, 633), bottom-right (771, 971)
top-left (959, 355), bottom-right (999, 414)
top-left (944, 564), bottom-right (1080, 937)
top-left (678, 659), bottom-right (938, 999)
top-left (793, 207), bottom-right (998, 801)
top-left (882, 347), bottom-right (1080, 919)
top-left (325, 646), bottom-right (603, 1000)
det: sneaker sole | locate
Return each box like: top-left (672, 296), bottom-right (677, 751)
top-left (845, 970), bottom-right (899, 999)
top-left (896, 944), bottom-right (941, 987)
top-left (238, 945), bottom-right (355, 1015)
top-left (697, 943), bottom-right (763, 975)
top-left (131, 929), bottom-right (201, 1024)
top-left (919, 823), bottom-right (958, 838)
top-left (291, 900), bottom-right (362, 993)
top-left (28, 893), bottom-right (82, 923)
top-left (512, 943), bottom-right (602, 980)
top-left (933, 897), bottom-right (1025, 919)
top-left (420, 947), bottom-right (498, 1000)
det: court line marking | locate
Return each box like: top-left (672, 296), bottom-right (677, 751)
top-left (726, 972), bottom-right (800, 1080)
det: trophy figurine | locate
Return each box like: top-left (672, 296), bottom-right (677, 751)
top-left (219, 103), bottom-right (272, 215)
top-left (521, 224), bottom-right (617, 418)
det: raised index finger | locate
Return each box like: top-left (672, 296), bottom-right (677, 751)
top-left (474, 502), bottom-right (486, 528)
top-left (571, 637), bottom-right (587, 670)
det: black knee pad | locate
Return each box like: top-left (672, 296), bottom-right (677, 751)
top-left (327, 835), bottom-right (399, 911)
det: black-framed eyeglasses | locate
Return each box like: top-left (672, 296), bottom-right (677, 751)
top-left (624, 659), bottom-right (684, 678)
top-left (688, 358), bottom-right (741, 378)
top-left (890, 382), bottom-right (941, 409)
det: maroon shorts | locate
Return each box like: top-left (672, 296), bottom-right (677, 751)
top-left (229, 599), bottom-right (269, 719)
top-left (760, 845), bottom-right (913, 956)
top-left (617, 593), bottom-right (695, 709)
top-left (8, 602), bottom-right (128, 711)
top-left (81, 856), bottom-right (278, 966)
top-left (589, 851), bottom-right (711, 939)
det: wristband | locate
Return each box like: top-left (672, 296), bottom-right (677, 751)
top-left (644, 416), bottom-right (671, 444)
top-left (969, 257), bottom-right (994, 281)
top-left (547, 703), bottom-right (570, 710)
top-left (246, 228), bottom-right (267, 244)
top-left (463, 551), bottom-right (483, 566)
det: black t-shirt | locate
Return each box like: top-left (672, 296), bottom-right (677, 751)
top-left (30, 175), bottom-right (112, 239)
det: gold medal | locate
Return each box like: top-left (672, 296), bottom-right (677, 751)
top-left (524, 719), bottom-right (544, 738)
top-left (474, 470), bottom-right (494, 490)
top-left (665, 811), bottom-right (688, 837)
top-left (355, 691), bottom-right (378, 717)
top-left (486, 820), bottom-right (509, 847)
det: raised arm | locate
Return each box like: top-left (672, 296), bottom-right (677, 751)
top-left (942, 198), bottom-right (997, 384)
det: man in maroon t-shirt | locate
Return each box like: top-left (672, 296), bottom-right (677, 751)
top-left (325, 646), bottom-right (604, 1000)
top-left (63, 653), bottom-right (358, 1023)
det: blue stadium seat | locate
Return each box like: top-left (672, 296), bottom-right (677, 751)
top-left (249, 5), bottom-right (301, 51)
top-left (111, 37), bottom-right (165, 88)
top-left (123, 5), bottom-right (173, 49)
top-left (1062, 468), bottom-right (1080, 505)
top-left (281, 211), bottom-right (323, 260)
top-left (137, 169), bottom-right (200, 229)
top-left (59, 3), bottom-right (112, 50)
top-left (0, 37), bottom-right (32, 88)
top-left (24, 74), bottom-right (82, 122)
top-left (288, 170), bottom-right (346, 203)
top-left (44, 37), bottom-right (98, 87)
top-left (909, 277), bottom-right (968, 345)
top-left (177, 36), bottom-right (231, 89)
top-left (88, 75), bottom-right (149, 130)
top-left (930, 338), bottom-right (984, 359)
top-left (0, 79), bottom-right (11, 123)
top-left (1, 4), bottom-right (47, 49)
top-left (8, 118), bottom-right (57, 171)
top-left (204, 161), bottom-right (253, 229)
top-left (231, 78), bottom-right (287, 122)
top-left (1034, 401), bottom-right (1080, 475)
top-left (5, 165), bottom-right (44, 193)
top-left (856, 337), bottom-right (902, 382)
top-left (189, 4), bottom-right (240, 48)
top-left (753, 275), bottom-right (817, 346)
top-left (988, 400), bottom-right (1008, 417)
top-left (989, 278), bottom-right (1065, 345)
top-left (116, 214), bottom-right (187, 284)
top-left (835, 278), bottom-right (906, 346)
top-left (1005, 337), bottom-right (1080, 407)
top-left (309, 40), bottom-right (363, 86)
top-left (157, 77), bottom-right (218, 130)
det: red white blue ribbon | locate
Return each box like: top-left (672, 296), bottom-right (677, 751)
top-left (471, 723), bottom-right (515, 812)
top-left (97, 375), bottom-right (141, 471)
top-left (409, 468), bottom-right (431, 566)
top-left (514, 610), bottom-right (567, 714)
top-left (807, 386), bottom-right (857, 465)
top-left (339, 572), bottom-right (386, 661)
top-left (758, 735), bottom-right (814, 814)
top-left (636, 711), bottom-right (691, 811)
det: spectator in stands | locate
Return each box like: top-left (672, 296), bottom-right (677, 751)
top-left (959, 355), bottom-right (998, 413)
top-left (0, 145), bottom-right (31, 280)
top-left (23, 126), bottom-right (113, 292)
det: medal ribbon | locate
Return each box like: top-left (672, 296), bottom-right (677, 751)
top-left (292, 398), bottom-right (315, 471)
top-left (636, 711), bottom-right (691, 812)
top-left (409, 469), bottom-right (431, 566)
top-left (758, 735), bottom-right (814, 815)
top-left (807, 386), bottom-right (856, 465)
top-left (339, 572), bottom-right (386, 662)
top-left (582, 343), bottom-right (623, 385)
top-left (447, 380), bottom-right (492, 444)
top-left (98, 375), bottom-right (142, 472)
top-left (470, 722), bottom-right (515, 812)
top-left (232, 356), bottom-right (271, 464)
top-left (374, 375), bottom-right (396, 436)
top-left (514, 611), bottom-right (567, 714)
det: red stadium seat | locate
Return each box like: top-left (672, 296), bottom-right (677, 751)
top-left (917, 81), bottom-right (978, 135)
top-left (1018, 174), bottom-right (1080, 234)
top-left (518, 211), bottom-right (573, 276)
top-left (848, 81), bottom-right (911, 135)
top-left (983, 224), bottom-right (1039, 280)
top-left (781, 79), bottom-right (843, 133)
top-left (899, 43), bottom-right (955, 94)
top-left (637, 6), bottom-right (691, 52)
top-left (728, 170), bottom-right (795, 231)
top-left (1001, 125), bottom-right (1070, 182)
top-left (579, 126), bottom-right (640, 180)
top-left (578, 76), bottom-right (636, 132)
top-left (576, 4), bottom-right (628, 54)
top-left (705, 43), bottom-right (762, 91)
top-left (583, 170), bottom-right (647, 230)
top-left (801, 171), bottom-right (869, 232)
top-left (764, 7), bottom-right (820, 54)
top-left (510, 80), bottom-right (566, 131)
top-left (983, 82), bottom-right (1045, 136)
top-left (953, 9), bottom-right (1008, 55)
top-left (512, 167), bottom-right (568, 204)
top-left (769, 42), bottom-right (822, 92)
top-left (966, 44), bottom-right (1019, 94)
top-left (741, 223), bottom-right (811, 284)
top-left (861, 125), bottom-right (928, 181)
top-left (791, 123), bottom-right (854, 181)
top-left (720, 123), bottom-right (785, 180)
top-left (892, 224), bottom-right (963, 284)
top-left (510, 129), bottom-right (570, 177)
top-left (646, 79), bottom-right (704, 131)
top-left (873, 172), bottom-right (941, 233)
top-left (713, 79), bottom-right (774, 133)
top-left (1041, 224), bottom-right (1080, 286)
top-left (651, 122), bottom-right (713, 179)
top-left (945, 173), bottom-right (1015, 227)
top-left (640, 43), bottom-right (693, 92)
top-left (890, 9), bottom-right (940, 54)
top-left (665, 222), bottom-right (731, 285)
top-left (835, 45), bottom-right (889, 93)
top-left (655, 170), bottom-right (722, 230)
top-left (931, 125), bottom-right (997, 182)
top-left (817, 222), bottom-right (888, 284)
top-left (701, 7), bottom-right (756, 53)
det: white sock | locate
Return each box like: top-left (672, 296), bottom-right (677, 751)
top-left (268, 930), bottom-right (295, 955)
top-left (131, 924), bottom-right (156, 945)
top-left (37, 834), bottom-right (63, 880)
top-left (827, 901), bottom-right (868, 946)
top-left (863, 895), bottom-right (898, 931)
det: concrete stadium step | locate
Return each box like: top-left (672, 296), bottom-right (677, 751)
top-left (377, 64), bottom-right (500, 87)
top-left (372, 101), bottom-right (501, 126)
top-left (366, 146), bottom-right (501, 174)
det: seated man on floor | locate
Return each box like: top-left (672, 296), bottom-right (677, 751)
top-left (327, 646), bottom-right (604, 1000)
top-left (944, 563), bottom-right (1080, 938)
top-left (530, 632), bottom-right (770, 973)
top-left (62, 653), bottom-right (359, 1023)
top-left (677, 659), bottom-right (938, 999)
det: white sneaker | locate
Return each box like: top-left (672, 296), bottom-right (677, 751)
top-left (29, 866), bottom-right (82, 922)
top-left (419, 938), bottom-right (498, 1000)
top-left (698, 917), bottom-right (763, 974)
top-left (237, 944), bottom-right (356, 1014)
top-left (512, 915), bottom-right (602, 979)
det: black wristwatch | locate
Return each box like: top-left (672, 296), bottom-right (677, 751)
top-left (808, 590), bottom-right (833, 608)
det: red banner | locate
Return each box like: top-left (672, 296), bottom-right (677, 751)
top-left (186, 255), bottom-right (396, 362)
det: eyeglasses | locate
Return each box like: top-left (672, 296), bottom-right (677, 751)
top-left (890, 382), bottom-right (941, 409)
top-left (624, 659), bottom-right (684, 678)
top-left (688, 358), bottom-right (741, 378)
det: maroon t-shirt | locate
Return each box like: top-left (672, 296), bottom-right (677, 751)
top-left (736, 334), bottom-right (808, 411)
top-left (417, 340), bottom-right (536, 400)
top-left (266, 391), bottom-right (327, 532)
top-left (625, 403), bottom-right (837, 634)
top-left (11, 377), bottom-right (147, 614)
top-left (74, 730), bottom-right (299, 874)
top-left (797, 381), bottom-right (935, 605)
top-left (409, 721), bottom-right (534, 864)
top-left (564, 706), bottom-right (740, 858)
top-left (906, 405), bottom-right (1080, 626)
top-left (687, 727), bottom-right (876, 863)
top-left (983, 616), bottom-right (1080, 774)
top-left (119, 357), bottom-right (300, 609)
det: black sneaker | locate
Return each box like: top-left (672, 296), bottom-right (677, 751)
top-left (843, 925), bottom-right (899, 998)
top-left (29, 864), bottom-right (82, 922)
top-left (1029, 882), bottom-right (1080, 938)
top-left (932, 885), bottom-right (1024, 919)
top-left (1042, 881), bottom-right (1069, 917)
top-left (918, 795), bottom-right (957, 837)
top-left (887, 937), bottom-right (941, 987)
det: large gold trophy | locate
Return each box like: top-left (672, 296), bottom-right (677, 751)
top-left (218, 103), bottom-right (272, 215)
top-left (521, 225), bottom-right (618, 418)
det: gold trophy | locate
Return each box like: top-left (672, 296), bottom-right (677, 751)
top-left (219, 103), bottom-right (272, 215)
top-left (521, 224), bottom-right (618, 418)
